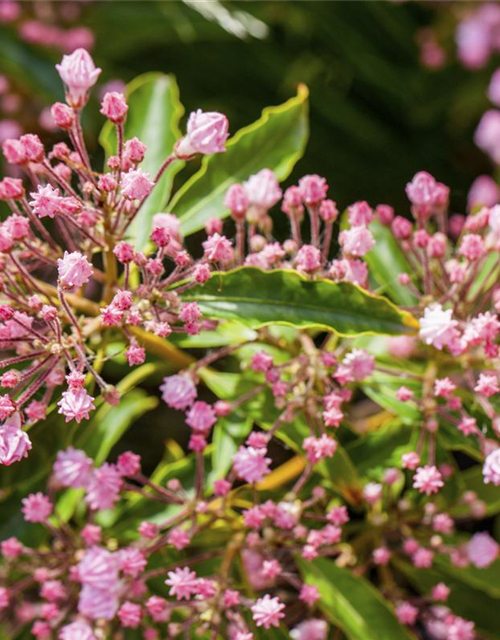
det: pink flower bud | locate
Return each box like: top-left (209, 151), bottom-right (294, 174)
top-left (391, 216), bottom-right (412, 239)
top-left (176, 109), bottom-right (229, 157)
top-left (224, 183), bottom-right (248, 220)
top-left (100, 91), bottom-right (128, 124)
top-left (56, 48), bottom-right (102, 108)
top-left (298, 174), bottom-right (328, 206)
top-left (319, 198), bottom-right (338, 222)
top-left (0, 177), bottom-right (24, 200)
top-left (124, 137), bottom-right (147, 164)
top-left (121, 168), bottom-right (154, 200)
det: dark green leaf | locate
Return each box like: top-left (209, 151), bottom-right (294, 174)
top-left (297, 557), bottom-right (415, 640)
top-left (183, 267), bottom-right (417, 336)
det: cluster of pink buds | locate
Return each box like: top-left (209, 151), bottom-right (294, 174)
top-left (0, 48), bottom-right (231, 465)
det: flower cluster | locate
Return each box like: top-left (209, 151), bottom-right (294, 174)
top-left (1, 44), bottom-right (499, 640)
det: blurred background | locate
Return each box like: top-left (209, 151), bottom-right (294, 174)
top-left (1, 0), bottom-right (499, 474)
top-left (0, 0), bottom-right (497, 214)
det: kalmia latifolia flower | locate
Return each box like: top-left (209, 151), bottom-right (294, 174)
top-left (0, 39), bottom-right (495, 640)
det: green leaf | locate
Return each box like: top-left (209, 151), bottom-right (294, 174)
top-left (346, 422), bottom-right (414, 477)
top-left (317, 447), bottom-right (364, 506)
top-left (183, 267), bottom-right (418, 336)
top-left (297, 557), bottom-right (415, 640)
top-left (76, 389), bottom-right (158, 465)
top-left (169, 84), bottom-right (309, 236)
top-left (99, 72), bottom-right (185, 249)
top-left (362, 370), bottom-right (422, 424)
top-left (366, 220), bottom-right (417, 306)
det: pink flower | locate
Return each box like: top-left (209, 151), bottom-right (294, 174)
top-left (160, 374), bottom-right (197, 410)
top-left (21, 492), bottom-right (52, 523)
top-left (77, 546), bottom-right (119, 590)
top-left (53, 446), bottom-right (93, 488)
top-left (29, 184), bottom-right (80, 219)
top-left (0, 176), bottom-right (24, 200)
top-left (224, 183), bottom-right (249, 219)
top-left (121, 168), bottom-right (154, 200)
top-left (117, 451), bottom-right (141, 476)
top-left (467, 532), bottom-right (499, 568)
top-left (118, 602), bottom-right (142, 628)
top-left (56, 48), bottom-right (102, 108)
top-left (233, 446), bottom-right (271, 483)
top-left (395, 602), bottom-right (418, 625)
top-left (186, 401), bottom-right (216, 434)
top-left (125, 342), bottom-right (146, 366)
top-left (459, 234), bottom-right (486, 261)
top-left (100, 92), bottom-right (128, 124)
top-left (202, 232), bottom-right (233, 263)
top-left (475, 373), bottom-right (499, 397)
top-left (57, 251), bottom-right (93, 289)
top-left (251, 595), bottom-right (285, 629)
top-left (413, 465), bottom-right (444, 495)
top-left (340, 226), bottom-right (375, 257)
top-left (419, 303), bottom-right (459, 350)
top-left (342, 349), bottom-right (375, 381)
top-left (406, 171), bottom-right (439, 216)
top-left (58, 388), bottom-right (95, 423)
top-left (0, 414), bottom-right (32, 465)
top-left (78, 584), bottom-right (118, 620)
top-left (51, 102), bottom-right (75, 130)
top-left (243, 169), bottom-right (282, 209)
top-left (290, 619), bottom-right (327, 640)
top-left (59, 620), bottom-right (96, 640)
top-left (483, 447), bottom-right (500, 485)
top-left (1, 536), bottom-right (23, 558)
top-left (447, 617), bottom-right (475, 640)
top-left (299, 584), bottom-right (320, 606)
top-left (475, 110), bottom-right (500, 164)
top-left (431, 583), bottom-right (450, 602)
top-left (402, 452), bottom-right (421, 471)
top-left (119, 547), bottom-right (147, 577)
top-left (0, 587), bottom-right (8, 612)
top-left (164, 567), bottom-right (199, 600)
top-left (296, 244), bottom-right (322, 272)
top-left (81, 524), bottom-right (102, 546)
top-left (85, 463), bottom-right (122, 510)
top-left (303, 434), bottom-right (337, 464)
top-left (412, 547), bottom-right (434, 568)
top-left (176, 109), bottom-right (229, 157)
top-left (468, 175), bottom-right (500, 210)
top-left (348, 201), bottom-right (373, 226)
top-left (373, 547), bottom-right (391, 565)
top-left (434, 378), bottom-right (456, 398)
top-left (298, 174), bottom-right (328, 205)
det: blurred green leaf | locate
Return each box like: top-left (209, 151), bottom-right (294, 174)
top-left (169, 84), bottom-right (309, 235)
top-left (99, 72), bottom-right (185, 249)
top-left (297, 557), bottom-right (415, 640)
top-left (183, 267), bottom-right (418, 336)
top-left (317, 447), bottom-right (363, 506)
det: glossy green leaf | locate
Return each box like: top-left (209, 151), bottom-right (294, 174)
top-left (99, 72), bottom-right (185, 249)
top-left (169, 85), bottom-right (309, 236)
top-left (297, 557), bottom-right (415, 640)
top-left (183, 267), bottom-right (418, 336)
top-left (366, 220), bottom-right (417, 306)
